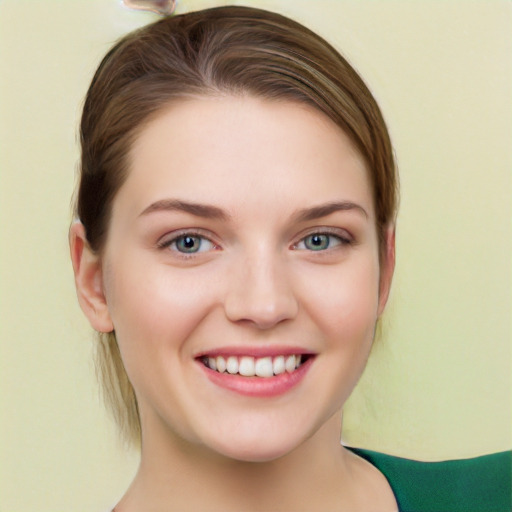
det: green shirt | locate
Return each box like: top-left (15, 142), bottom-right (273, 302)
top-left (349, 448), bottom-right (512, 512)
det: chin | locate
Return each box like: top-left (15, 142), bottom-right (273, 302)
top-left (201, 426), bottom-right (308, 463)
top-left (214, 442), bottom-right (296, 463)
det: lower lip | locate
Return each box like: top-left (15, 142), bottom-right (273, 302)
top-left (199, 357), bottom-right (314, 397)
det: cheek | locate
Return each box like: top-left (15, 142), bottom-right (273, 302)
top-left (300, 255), bottom-right (381, 342)
top-left (104, 256), bottom-right (219, 362)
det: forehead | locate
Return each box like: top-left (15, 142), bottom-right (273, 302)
top-left (113, 95), bottom-right (373, 223)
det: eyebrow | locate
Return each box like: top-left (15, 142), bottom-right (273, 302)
top-left (293, 201), bottom-right (369, 222)
top-left (139, 199), bottom-right (229, 220)
top-left (139, 199), bottom-right (368, 222)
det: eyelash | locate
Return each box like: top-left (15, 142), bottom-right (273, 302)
top-left (157, 227), bottom-right (353, 258)
top-left (292, 229), bottom-right (353, 252)
top-left (156, 230), bottom-right (218, 258)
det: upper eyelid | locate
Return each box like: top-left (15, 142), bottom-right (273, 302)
top-left (157, 228), bottom-right (218, 247)
top-left (292, 226), bottom-right (353, 244)
top-left (156, 232), bottom-right (220, 260)
top-left (155, 226), bottom-right (353, 249)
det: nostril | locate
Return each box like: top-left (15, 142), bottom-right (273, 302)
top-left (223, 258), bottom-right (299, 328)
top-left (224, 296), bottom-right (299, 329)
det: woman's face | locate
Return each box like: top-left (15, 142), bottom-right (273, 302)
top-left (94, 95), bottom-right (392, 461)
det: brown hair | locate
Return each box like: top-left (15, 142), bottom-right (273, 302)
top-left (75, 5), bottom-right (398, 445)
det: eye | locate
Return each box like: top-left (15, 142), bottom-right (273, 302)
top-left (294, 233), bottom-right (347, 251)
top-left (160, 233), bottom-right (216, 254)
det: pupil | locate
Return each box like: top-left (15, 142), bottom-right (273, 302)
top-left (306, 234), bottom-right (328, 251)
top-left (183, 237), bottom-right (195, 248)
top-left (177, 235), bottom-right (200, 252)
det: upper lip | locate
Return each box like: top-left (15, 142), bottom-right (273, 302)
top-left (194, 346), bottom-right (316, 359)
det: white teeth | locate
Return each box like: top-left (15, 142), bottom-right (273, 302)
top-left (226, 356), bottom-right (239, 374)
top-left (273, 355), bottom-right (285, 375)
top-left (285, 355), bottom-right (297, 373)
top-left (204, 354), bottom-right (306, 377)
top-left (239, 356), bottom-right (255, 377)
top-left (216, 356), bottom-right (226, 373)
top-left (255, 356), bottom-right (274, 378)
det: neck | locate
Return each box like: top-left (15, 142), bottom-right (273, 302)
top-left (117, 412), bottom-right (356, 511)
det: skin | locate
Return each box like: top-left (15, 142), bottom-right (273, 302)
top-left (71, 95), bottom-right (396, 511)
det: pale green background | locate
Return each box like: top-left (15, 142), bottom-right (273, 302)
top-left (0, 1), bottom-right (510, 511)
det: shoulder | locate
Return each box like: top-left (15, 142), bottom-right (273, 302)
top-left (347, 447), bottom-right (512, 512)
top-left (344, 447), bottom-right (398, 511)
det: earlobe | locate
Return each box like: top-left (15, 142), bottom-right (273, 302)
top-left (69, 222), bottom-right (114, 333)
top-left (377, 225), bottom-right (396, 316)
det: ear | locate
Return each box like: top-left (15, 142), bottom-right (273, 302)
top-left (69, 222), bottom-right (113, 332)
top-left (377, 225), bottom-right (396, 316)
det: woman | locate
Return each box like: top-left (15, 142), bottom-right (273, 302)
top-left (69, 6), bottom-right (510, 511)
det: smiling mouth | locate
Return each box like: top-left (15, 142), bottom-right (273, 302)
top-left (200, 354), bottom-right (310, 378)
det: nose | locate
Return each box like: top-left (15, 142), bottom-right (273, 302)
top-left (223, 250), bottom-right (299, 329)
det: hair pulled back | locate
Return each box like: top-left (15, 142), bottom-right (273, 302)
top-left (75, 5), bottom-right (398, 445)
